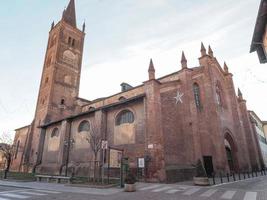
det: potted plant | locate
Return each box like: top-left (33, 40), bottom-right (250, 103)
top-left (193, 159), bottom-right (210, 186)
top-left (124, 172), bottom-right (136, 192)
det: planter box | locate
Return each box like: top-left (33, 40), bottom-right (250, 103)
top-left (124, 183), bottom-right (136, 192)
top-left (193, 177), bottom-right (210, 186)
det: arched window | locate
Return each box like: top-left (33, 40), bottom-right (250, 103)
top-left (88, 107), bottom-right (95, 112)
top-left (116, 110), bottom-right (134, 126)
top-left (193, 83), bottom-right (201, 110)
top-left (78, 120), bottom-right (90, 132)
top-left (119, 96), bottom-right (126, 101)
top-left (51, 128), bottom-right (59, 138)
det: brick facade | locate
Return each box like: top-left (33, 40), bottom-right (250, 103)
top-left (11, 0), bottom-right (264, 183)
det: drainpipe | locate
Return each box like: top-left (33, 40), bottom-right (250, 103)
top-left (33, 128), bottom-right (46, 173)
top-left (65, 120), bottom-right (72, 177)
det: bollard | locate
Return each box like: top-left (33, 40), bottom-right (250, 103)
top-left (227, 173), bottom-right (229, 182)
top-left (243, 173), bottom-right (246, 179)
top-left (248, 172), bottom-right (250, 178)
top-left (212, 174), bottom-right (215, 185)
top-left (220, 172), bottom-right (223, 184)
top-left (233, 173), bottom-right (236, 181)
top-left (264, 169), bottom-right (266, 175)
top-left (238, 173), bottom-right (241, 180)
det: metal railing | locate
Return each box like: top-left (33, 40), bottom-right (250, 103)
top-left (209, 169), bottom-right (267, 185)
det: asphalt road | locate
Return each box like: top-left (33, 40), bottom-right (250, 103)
top-left (0, 176), bottom-right (267, 200)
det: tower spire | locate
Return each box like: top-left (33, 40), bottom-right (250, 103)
top-left (62, 0), bottom-right (77, 27)
top-left (181, 51), bottom-right (187, 69)
top-left (148, 58), bottom-right (155, 80)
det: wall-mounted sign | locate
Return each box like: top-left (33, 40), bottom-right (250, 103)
top-left (109, 149), bottom-right (122, 168)
top-left (101, 140), bottom-right (108, 149)
top-left (148, 144), bottom-right (154, 149)
top-left (138, 158), bottom-right (145, 168)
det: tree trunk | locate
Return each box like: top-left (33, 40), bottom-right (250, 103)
top-left (4, 157), bottom-right (11, 179)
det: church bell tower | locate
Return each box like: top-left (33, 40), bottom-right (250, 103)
top-left (25, 0), bottom-right (85, 168)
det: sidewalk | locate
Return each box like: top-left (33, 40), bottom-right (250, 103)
top-left (0, 180), bottom-right (122, 195)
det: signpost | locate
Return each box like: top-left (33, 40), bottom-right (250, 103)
top-left (101, 140), bottom-right (108, 184)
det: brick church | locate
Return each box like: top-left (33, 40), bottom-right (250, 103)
top-left (11, 0), bottom-right (264, 182)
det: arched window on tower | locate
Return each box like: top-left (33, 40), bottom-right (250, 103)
top-left (116, 110), bottom-right (134, 126)
top-left (78, 120), bottom-right (90, 133)
top-left (60, 99), bottom-right (65, 105)
top-left (193, 83), bottom-right (202, 111)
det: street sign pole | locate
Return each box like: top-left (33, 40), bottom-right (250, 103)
top-left (101, 140), bottom-right (108, 185)
top-left (102, 147), bottom-right (104, 185)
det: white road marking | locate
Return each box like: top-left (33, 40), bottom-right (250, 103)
top-left (243, 192), bottom-right (257, 200)
top-left (19, 191), bottom-right (47, 196)
top-left (221, 191), bottom-right (236, 199)
top-left (139, 185), bottom-right (161, 191)
top-left (0, 197), bottom-right (10, 200)
top-left (183, 188), bottom-right (200, 195)
top-left (177, 185), bottom-right (193, 190)
top-left (200, 189), bottom-right (217, 197)
top-left (152, 186), bottom-right (173, 192)
top-left (0, 189), bottom-right (32, 194)
top-left (34, 190), bottom-right (61, 194)
top-left (0, 193), bottom-right (29, 199)
top-left (165, 189), bottom-right (181, 194)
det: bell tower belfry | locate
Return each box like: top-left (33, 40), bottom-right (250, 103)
top-left (24, 0), bottom-right (85, 169)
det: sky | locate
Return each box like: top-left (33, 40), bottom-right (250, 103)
top-left (0, 0), bottom-right (267, 137)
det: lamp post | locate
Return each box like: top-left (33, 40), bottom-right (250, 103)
top-left (64, 138), bottom-right (75, 177)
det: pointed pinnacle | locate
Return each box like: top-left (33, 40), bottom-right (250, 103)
top-left (201, 42), bottom-right (207, 56)
top-left (208, 45), bottom-right (213, 57)
top-left (238, 88), bottom-right (243, 98)
top-left (181, 51), bottom-right (187, 62)
top-left (82, 21), bottom-right (86, 32)
top-left (148, 58), bottom-right (155, 72)
top-left (181, 51), bottom-right (187, 69)
top-left (224, 62), bottom-right (229, 73)
top-left (51, 21), bottom-right (55, 30)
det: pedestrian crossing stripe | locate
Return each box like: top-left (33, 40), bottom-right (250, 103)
top-left (183, 187), bottom-right (200, 195)
top-left (34, 189), bottom-right (61, 194)
top-left (139, 185), bottom-right (161, 190)
top-left (138, 184), bottom-right (260, 200)
top-left (0, 197), bottom-right (10, 200)
top-left (19, 191), bottom-right (47, 196)
top-left (200, 189), bottom-right (217, 197)
top-left (221, 191), bottom-right (236, 199)
top-left (165, 189), bottom-right (181, 194)
top-left (152, 186), bottom-right (173, 192)
top-left (0, 193), bottom-right (30, 199)
top-left (243, 192), bottom-right (257, 200)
